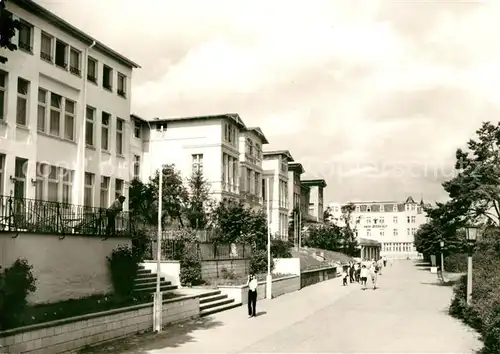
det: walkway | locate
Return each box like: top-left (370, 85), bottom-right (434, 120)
top-left (86, 261), bottom-right (482, 353)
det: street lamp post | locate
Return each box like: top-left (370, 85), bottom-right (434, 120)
top-left (465, 226), bottom-right (478, 306)
top-left (439, 241), bottom-right (445, 274)
top-left (153, 165), bottom-right (163, 332)
top-left (266, 178), bottom-right (272, 300)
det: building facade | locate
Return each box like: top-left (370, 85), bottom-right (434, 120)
top-left (1, 0), bottom-right (139, 210)
top-left (262, 151), bottom-right (293, 240)
top-left (301, 179), bottom-right (327, 223)
top-left (329, 196), bottom-right (428, 259)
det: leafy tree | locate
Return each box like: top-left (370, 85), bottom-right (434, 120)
top-left (304, 224), bottom-right (342, 251)
top-left (340, 203), bottom-right (359, 255)
top-left (0, 0), bottom-right (20, 64)
top-left (185, 170), bottom-right (211, 229)
top-left (323, 206), bottom-right (334, 224)
top-left (442, 122), bottom-right (500, 226)
top-left (128, 178), bottom-right (156, 225)
top-left (209, 201), bottom-right (250, 244)
top-left (148, 165), bottom-right (189, 227)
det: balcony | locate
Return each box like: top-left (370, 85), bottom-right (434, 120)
top-left (0, 195), bottom-right (137, 238)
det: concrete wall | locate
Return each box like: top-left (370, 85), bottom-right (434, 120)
top-left (0, 295), bottom-right (199, 354)
top-left (0, 233), bottom-right (130, 304)
top-left (218, 275), bottom-right (300, 304)
top-left (201, 258), bottom-right (250, 279)
top-left (141, 260), bottom-right (180, 287)
top-left (273, 257), bottom-right (301, 276)
top-left (300, 266), bottom-right (338, 288)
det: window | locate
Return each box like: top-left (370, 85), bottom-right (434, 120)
top-left (133, 155), bottom-right (140, 179)
top-left (64, 99), bottom-right (75, 140)
top-left (115, 179), bottom-right (123, 199)
top-left (407, 216), bottom-right (410, 223)
top-left (379, 217), bottom-right (384, 224)
top-left (367, 229), bottom-right (371, 237)
top-left (246, 167), bottom-right (251, 192)
top-left (47, 166), bottom-right (59, 202)
top-left (366, 217), bottom-right (371, 224)
top-left (366, 206), bottom-right (371, 212)
top-left (192, 154), bottom-right (203, 173)
top-left (411, 228), bottom-right (416, 235)
top-left (380, 231), bottom-right (384, 237)
top-left (18, 21), bottom-right (33, 52)
top-left (35, 163), bottom-right (45, 200)
top-left (49, 93), bottom-right (62, 136)
top-left (85, 106), bottom-right (95, 146)
top-left (407, 228), bottom-right (410, 236)
top-left (355, 206), bottom-right (360, 212)
top-left (16, 78), bottom-right (29, 126)
top-left (134, 121), bottom-right (141, 138)
top-left (37, 88), bottom-right (47, 132)
top-left (380, 205), bottom-right (384, 212)
top-left (281, 159), bottom-right (287, 173)
top-left (393, 229), bottom-right (398, 237)
top-left (393, 216), bottom-right (398, 224)
top-left (101, 112), bottom-right (110, 150)
top-left (255, 172), bottom-right (260, 197)
top-left (61, 168), bottom-right (73, 204)
top-left (84, 172), bottom-right (94, 207)
top-left (0, 154), bottom-right (4, 196)
top-left (40, 32), bottom-right (53, 62)
top-left (100, 176), bottom-right (110, 208)
top-left (116, 118), bottom-right (124, 155)
top-left (0, 71), bottom-right (7, 121)
top-left (393, 205), bottom-right (397, 212)
top-left (87, 57), bottom-right (97, 83)
top-left (14, 157), bottom-right (27, 199)
top-left (55, 40), bottom-right (68, 69)
top-left (117, 73), bottom-right (126, 97)
top-left (103, 65), bottom-right (112, 90)
top-left (69, 48), bottom-right (81, 76)
top-left (410, 216), bottom-right (416, 223)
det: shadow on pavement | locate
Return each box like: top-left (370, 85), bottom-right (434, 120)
top-left (416, 266), bottom-right (431, 271)
top-left (414, 262), bottom-right (430, 267)
top-left (78, 317), bottom-right (223, 354)
top-left (255, 311), bottom-right (267, 317)
top-left (421, 280), bottom-right (458, 287)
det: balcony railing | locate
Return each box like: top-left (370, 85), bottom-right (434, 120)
top-left (0, 195), bottom-right (135, 238)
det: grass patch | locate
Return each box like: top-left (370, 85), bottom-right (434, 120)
top-left (1, 292), bottom-right (179, 331)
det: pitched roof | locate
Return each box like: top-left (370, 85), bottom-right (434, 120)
top-left (246, 127), bottom-right (269, 144)
top-left (12, 0), bottom-right (140, 68)
top-left (263, 150), bottom-right (294, 162)
top-left (288, 162), bottom-right (305, 174)
top-left (301, 179), bottom-right (327, 188)
top-left (152, 113), bottom-right (247, 129)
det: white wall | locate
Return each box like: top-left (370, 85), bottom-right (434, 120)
top-left (273, 257), bottom-right (301, 275)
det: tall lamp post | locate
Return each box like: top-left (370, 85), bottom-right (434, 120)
top-left (439, 241), bottom-right (445, 273)
top-left (465, 226), bottom-right (478, 306)
top-left (266, 178), bottom-right (272, 300)
top-left (153, 164), bottom-right (163, 332)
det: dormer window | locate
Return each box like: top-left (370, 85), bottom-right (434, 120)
top-left (355, 206), bottom-right (360, 212)
top-left (380, 205), bottom-right (384, 212)
top-left (366, 206), bottom-right (371, 212)
top-left (156, 123), bottom-right (166, 131)
top-left (393, 205), bottom-right (397, 212)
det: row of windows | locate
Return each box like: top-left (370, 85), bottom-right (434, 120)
top-left (354, 204), bottom-right (420, 212)
top-left (240, 166), bottom-right (261, 197)
top-left (381, 242), bottom-right (415, 252)
top-left (16, 18), bottom-right (127, 98)
top-left (0, 154), bottom-right (130, 208)
top-left (363, 215), bottom-right (417, 224)
top-left (222, 153), bottom-right (238, 193)
top-left (363, 228), bottom-right (418, 237)
top-left (1, 71), bottom-right (128, 155)
top-left (245, 138), bottom-right (262, 162)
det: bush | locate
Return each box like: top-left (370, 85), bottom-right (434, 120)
top-left (220, 267), bottom-right (237, 280)
top-left (444, 253), bottom-right (468, 273)
top-left (249, 249), bottom-right (274, 275)
top-left (179, 253), bottom-right (203, 286)
top-left (107, 245), bottom-right (140, 298)
top-left (131, 227), bottom-right (151, 261)
top-left (0, 259), bottom-right (37, 330)
top-left (271, 240), bottom-right (292, 258)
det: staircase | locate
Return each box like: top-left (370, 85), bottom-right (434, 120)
top-left (199, 290), bottom-right (241, 317)
top-left (134, 265), bottom-right (178, 295)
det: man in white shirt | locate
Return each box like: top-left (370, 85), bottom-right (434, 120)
top-left (247, 274), bottom-right (258, 318)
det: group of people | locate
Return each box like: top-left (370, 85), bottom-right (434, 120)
top-left (342, 256), bottom-right (389, 290)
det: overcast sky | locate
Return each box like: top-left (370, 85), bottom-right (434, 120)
top-left (37, 0), bottom-right (499, 204)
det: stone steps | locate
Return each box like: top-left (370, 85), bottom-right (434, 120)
top-left (199, 290), bottom-right (241, 317)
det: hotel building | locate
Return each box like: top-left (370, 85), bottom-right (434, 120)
top-left (329, 196), bottom-right (428, 259)
top-left (0, 0), bottom-right (139, 210)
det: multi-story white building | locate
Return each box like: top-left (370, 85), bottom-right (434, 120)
top-left (262, 150), bottom-right (292, 240)
top-left (139, 114), bottom-right (268, 205)
top-left (0, 0), bottom-right (139, 209)
top-left (329, 196), bottom-right (428, 259)
top-left (301, 179), bottom-right (327, 223)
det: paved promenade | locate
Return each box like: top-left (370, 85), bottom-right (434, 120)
top-left (88, 261), bottom-right (482, 353)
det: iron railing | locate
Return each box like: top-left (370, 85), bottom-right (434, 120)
top-left (0, 195), bottom-right (135, 238)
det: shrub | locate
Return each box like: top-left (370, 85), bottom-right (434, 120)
top-left (131, 227), bottom-right (151, 261)
top-left (220, 267), bottom-right (237, 280)
top-left (107, 245), bottom-right (140, 298)
top-left (271, 240), bottom-right (292, 258)
top-left (0, 259), bottom-right (37, 330)
top-left (179, 253), bottom-right (203, 286)
top-left (249, 249), bottom-right (275, 275)
top-left (444, 253), bottom-right (468, 273)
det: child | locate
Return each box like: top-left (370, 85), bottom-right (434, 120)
top-left (342, 269), bottom-right (348, 286)
top-left (360, 265), bottom-right (369, 290)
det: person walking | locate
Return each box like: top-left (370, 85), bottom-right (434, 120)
top-left (360, 265), bottom-right (369, 290)
top-left (355, 262), bottom-right (361, 283)
top-left (247, 274), bottom-right (258, 318)
top-left (377, 258), bottom-right (384, 275)
top-left (105, 195), bottom-right (126, 238)
top-left (383, 256), bottom-right (387, 267)
top-left (349, 262), bottom-right (355, 283)
top-left (371, 263), bottom-right (379, 290)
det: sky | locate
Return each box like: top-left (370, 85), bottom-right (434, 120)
top-left (36, 0), bottom-right (500, 204)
